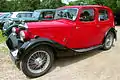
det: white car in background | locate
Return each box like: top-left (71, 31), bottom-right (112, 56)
top-left (0, 11), bottom-right (33, 29)
top-left (10, 12), bottom-right (33, 18)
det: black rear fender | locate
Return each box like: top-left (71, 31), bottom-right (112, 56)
top-left (105, 27), bottom-right (117, 40)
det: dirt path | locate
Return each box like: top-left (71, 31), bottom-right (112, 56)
top-left (0, 27), bottom-right (120, 80)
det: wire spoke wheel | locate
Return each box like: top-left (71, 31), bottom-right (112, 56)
top-left (21, 47), bottom-right (54, 78)
top-left (103, 32), bottom-right (114, 50)
top-left (105, 36), bottom-right (112, 47)
top-left (105, 33), bottom-right (113, 48)
top-left (27, 51), bottom-right (50, 74)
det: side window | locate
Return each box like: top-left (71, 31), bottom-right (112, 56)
top-left (17, 13), bottom-right (32, 18)
top-left (99, 9), bottom-right (108, 21)
top-left (80, 9), bottom-right (94, 21)
top-left (17, 13), bottom-right (26, 18)
top-left (17, 13), bottom-right (22, 18)
top-left (40, 11), bottom-right (55, 20)
top-left (26, 13), bottom-right (32, 17)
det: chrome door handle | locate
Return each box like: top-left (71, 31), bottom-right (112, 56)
top-left (97, 25), bottom-right (100, 27)
top-left (76, 26), bottom-right (80, 29)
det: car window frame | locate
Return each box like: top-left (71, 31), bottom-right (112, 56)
top-left (40, 11), bottom-right (55, 20)
top-left (98, 8), bottom-right (110, 22)
top-left (16, 13), bottom-right (32, 18)
top-left (54, 8), bottom-right (79, 21)
top-left (79, 8), bottom-right (96, 22)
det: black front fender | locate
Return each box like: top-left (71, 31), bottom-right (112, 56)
top-left (18, 37), bottom-right (67, 59)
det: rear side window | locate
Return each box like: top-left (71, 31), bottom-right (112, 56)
top-left (17, 13), bottom-right (32, 18)
top-left (25, 13), bottom-right (32, 17)
top-left (80, 9), bottom-right (94, 21)
top-left (99, 9), bottom-right (108, 21)
top-left (17, 13), bottom-right (25, 18)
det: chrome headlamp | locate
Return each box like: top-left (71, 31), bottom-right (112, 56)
top-left (12, 27), bottom-right (16, 33)
top-left (20, 31), bottom-right (25, 41)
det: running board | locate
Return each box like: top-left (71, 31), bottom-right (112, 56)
top-left (73, 45), bottom-right (103, 53)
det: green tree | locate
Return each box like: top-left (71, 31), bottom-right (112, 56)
top-left (3, 0), bottom-right (65, 11)
top-left (103, 0), bottom-right (117, 11)
top-left (68, 0), bottom-right (118, 12)
top-left (16, 0), bottom-right (41, 11)
top-left (0, 0), bottom-right (119, 13)
top-left (69, 0), bottom-right (89, 5)
top-left (40, 0), bottom-right (65, 9)
top-left (0, 0), bottom-right (7, 11)
top-left (8, 0), bottom-right (20, 11)
top-left (93, 0), bottom-right (105, 5)
top-left (117, 0), bottom-right (120, 7)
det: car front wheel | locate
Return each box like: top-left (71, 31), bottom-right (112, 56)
top-left (102, 32), bottom-right (114, 50)
top-left (21, 46), bottom-right (54, 78)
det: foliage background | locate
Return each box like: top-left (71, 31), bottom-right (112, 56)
top-left (0, 0), bottom-right (120, 13)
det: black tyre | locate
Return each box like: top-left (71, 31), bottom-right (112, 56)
top-left (21, 46), bottom-right (54, 78)
top-left (102, 32), bottom-right (114, 50)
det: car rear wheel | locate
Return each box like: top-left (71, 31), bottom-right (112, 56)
top-left (21, 46), bottom-right (54, 78)
top-left (102, 32), bottom-right (114, 50)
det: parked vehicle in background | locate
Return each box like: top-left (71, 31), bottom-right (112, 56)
top-left (0, 12), bottom-right (12, 29)
top-left (2, 9), bottom-right (56, 36)
top-left (31, 9), bottom-right (55, 21)
top-left (0, 13), bottom-right (3, 15)
top-left (0, 11), bottom-right (33, 30)
top-left (6, 5), bottom-right (117, 78)
top-left (10, 12), bottom-right (33, 18)
top-left (0, 12), bottom-right (11, 22)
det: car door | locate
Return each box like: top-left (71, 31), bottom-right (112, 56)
top-left (97, 8), bottom-right (112, 42)
top-left (67, 8), bottom-right (102, 49)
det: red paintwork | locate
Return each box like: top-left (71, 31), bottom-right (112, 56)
top-left (23, 30), bottom-right (34, 40)
top-left (44, 15), bottom-right (53, 19)
top-left (15, 27), bottom-right (20, 34)
top-left (23, 5), bottom-right (115, 49)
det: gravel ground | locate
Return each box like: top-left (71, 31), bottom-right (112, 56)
top-left (0, 27), bottom-right (120, 80)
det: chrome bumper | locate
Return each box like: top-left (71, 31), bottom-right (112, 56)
top-left (10, 49), bottom-right (18, 63)
top-left (6, 33), bottom-right (22, 64)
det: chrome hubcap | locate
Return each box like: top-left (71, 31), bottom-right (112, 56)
top-left (27, 51), bottom-right (50, 74)
top-left (34, 57), bottom-right (43, 68)
top-left (105, 34), bottom-right (113, 48)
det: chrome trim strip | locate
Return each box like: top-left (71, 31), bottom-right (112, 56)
top-left (73, 45), bottom-right (102, 52)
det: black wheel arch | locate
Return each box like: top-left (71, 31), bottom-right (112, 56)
top-left (18, 37), bottom-right (67, 60)
top-left (102, 27), bottom-right (117, 45)
top-left (105, 27), bottom-right (117, 40)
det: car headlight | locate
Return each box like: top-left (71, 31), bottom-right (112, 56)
top-left (20, 31), bottom-right (25, 41)
top-left (12, 27), bottom-right (20, 33)
top-left (12, 27), bottom-right (16, 33)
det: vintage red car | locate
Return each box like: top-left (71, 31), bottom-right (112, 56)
top-left (6, 5), bottom-right (117, 78)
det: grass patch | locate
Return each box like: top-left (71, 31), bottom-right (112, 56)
top-left (0, 30), bottom-right (6, 44)
top-left (0, 30), bottom-right (8, 53)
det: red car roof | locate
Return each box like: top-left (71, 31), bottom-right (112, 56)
top-left (57, 5), bottom-right (109, 9)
